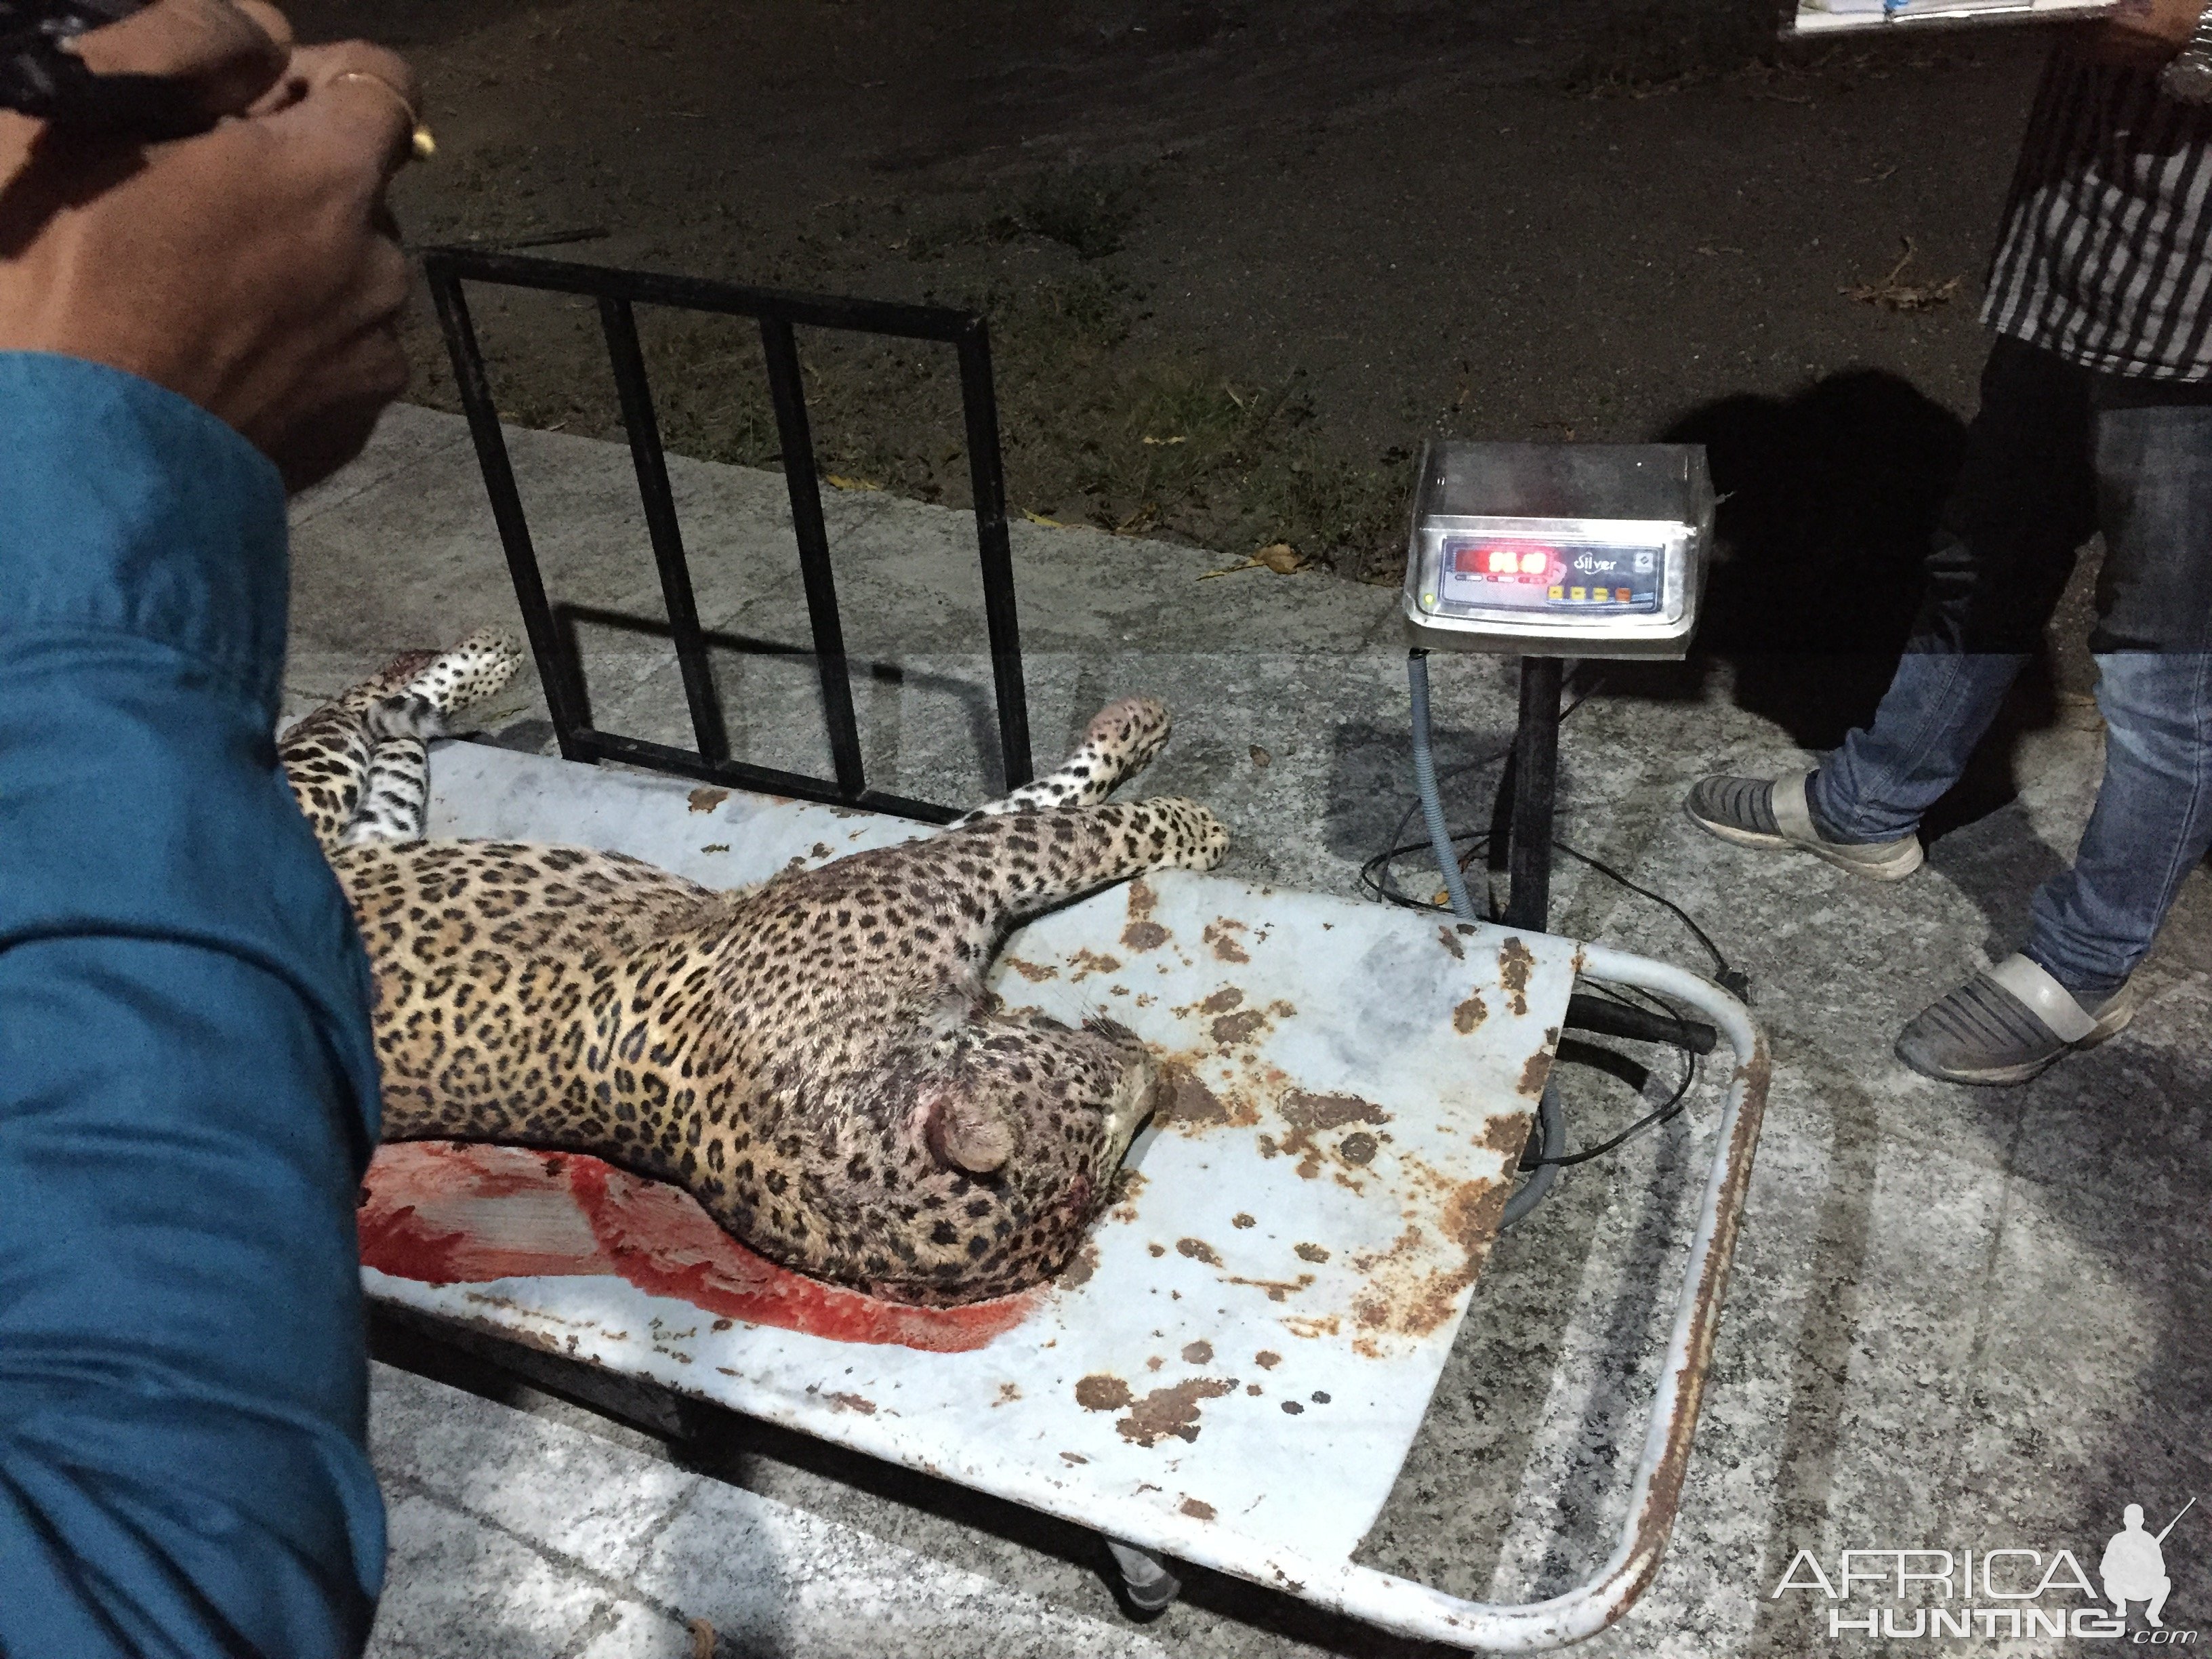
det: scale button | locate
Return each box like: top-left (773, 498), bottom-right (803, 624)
top-left (1570, 586), bottom-right (1587, 601)
top-left (1548, 585), bottom-right (1564, 599)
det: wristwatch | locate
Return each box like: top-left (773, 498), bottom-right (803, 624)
top-left (0, 0), bottom-right (209, 138)
top-left (2160, 6), bottom-right (2212, 104)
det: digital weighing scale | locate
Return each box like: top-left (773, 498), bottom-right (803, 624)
top-left (1399, 439), bottom-right (1715, 959)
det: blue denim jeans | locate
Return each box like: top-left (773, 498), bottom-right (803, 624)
top-left (1809, 336), bottom-right (2212, 1004)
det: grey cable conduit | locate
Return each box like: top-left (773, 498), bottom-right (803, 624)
top-left (1407, 650), bottom-right (1561, 1227)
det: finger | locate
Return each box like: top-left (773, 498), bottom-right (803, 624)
top-left (231, 1), bottom-right (294, 53)
top-left (266, 321), bottom-right (410, 493)
top-left (229, 0), bottom-right (301, 117)
top-left (68, 0), bottom-right (287, 121)
top-left (292, 41), bottom-right (423, 125)
top-left (272, 41), bottom-right (425, 176)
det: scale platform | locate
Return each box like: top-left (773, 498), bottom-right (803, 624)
top-left (361, 741), bottom-right (1767, 1651)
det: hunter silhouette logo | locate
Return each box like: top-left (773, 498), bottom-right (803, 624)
top-left (2103, 1499), bottom-right (2194, 1630)
top-left (1772, 1495), bottom-right (2200, 1641)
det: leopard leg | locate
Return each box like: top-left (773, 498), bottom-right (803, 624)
top-left (281, 630), bottom-right (525, 855)
top-left (950, 697), bottom-right (1172, 827)
top-left (279, 705), bottom-right (376, 857)
top-left (769, 796), bottom-right (1227, 1010)
top-left (337, 733), bottom-right (431, 848)
top-left (825, 798), bottom-right (1227, 976)
top-left (371, 627), bottom-right (527, 737)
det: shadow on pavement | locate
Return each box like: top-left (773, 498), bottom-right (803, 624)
top-left (1600, 367), bottom-right (1964, 749)
top-left (1603, 369), bottom-right (2069, 843)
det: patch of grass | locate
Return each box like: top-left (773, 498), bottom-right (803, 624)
top-left (639, 313), bottom-right (785, 468)
top-left (1244, 449), bottom-right (1408, 581)
top-left (1015, 163), bottom-right (1143, 260)
top-left (890, 165), bottom-right (1145, 264)
top-left (1563, 0), bottom-right (1776, 95)
top-left (1013, 353), bottom-right (1404, 571)
top-left (401, 264), bottom-right (1413, 578)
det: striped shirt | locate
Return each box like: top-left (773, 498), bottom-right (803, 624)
top-left (1984, 43), bottom-right (2212, 382)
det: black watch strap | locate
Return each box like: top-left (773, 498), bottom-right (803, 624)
top-left (0, 1), bottom-right (210, 138)
top-left (2160, 8), bottom-right (2212, 104)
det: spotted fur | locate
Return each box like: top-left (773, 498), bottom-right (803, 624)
top-left (281, 628), bottom-right (525, 851)
top-left (286, 654), bottom-right (1226, 1305)
top-left (949, 696), bottom-right (1172, 826)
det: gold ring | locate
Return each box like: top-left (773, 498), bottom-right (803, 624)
top-left (331, 69), bottom-right (436, 162)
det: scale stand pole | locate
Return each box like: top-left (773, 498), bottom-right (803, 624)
top-left (1502, 655), bottom-right (1563, 933)
top-left (1490, 655), bottom-right (1720, 1051)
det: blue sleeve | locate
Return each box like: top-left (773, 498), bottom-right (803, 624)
top-left (0, 354), bottom-right (387, 1658)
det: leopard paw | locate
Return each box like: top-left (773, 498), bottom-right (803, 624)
top-left (400, 628), bottom-right (525, 724)
top-left (1145, 797), bottom-right (1230, 871)
top-left (1081, 695), bottom-right (1172, 785)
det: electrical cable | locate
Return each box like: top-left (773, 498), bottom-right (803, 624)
top-left (1526, 1047), bottom-right (1698, 1168)
top-left (1363, 826), bottom-right (1738, 995)
top-left (1549, 842), bottom-right (1750, 1003)
top-left (1364, 672), bottom-right (1597, 913)
top-left (1362, 818), bottom-right (1748, 1003)
top-left (1501, 1079), bottom-right (1563, 1230)
top-left (1407, 653), bottom-right (1561, 1231)
top-left (1392, 653), bottom-right (1729, 1217)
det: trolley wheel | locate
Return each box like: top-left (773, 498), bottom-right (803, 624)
top-left (1105, 1537), bottom-right (1181, 1616)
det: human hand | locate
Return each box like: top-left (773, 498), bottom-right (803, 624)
top-left (2086, 0), bottom-right (2208, 66)
top-left (0, 0), bottom-right (423, 491)
top-left (60, 0), bottom-right (294, 127)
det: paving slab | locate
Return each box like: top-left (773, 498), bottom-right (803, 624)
top-left (365, 1364), bottom-right (1171, 1659)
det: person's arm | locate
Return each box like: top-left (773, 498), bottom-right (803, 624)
top-left (0, 355), bottom-right (388, 1657)
top-left (0, 5), bottom-right (424, 1652)
top-left (2085, 0), bottom-right (2209, 64)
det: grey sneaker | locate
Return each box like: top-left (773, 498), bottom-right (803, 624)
top-left (1683, 769), bottom-right (1923, 882)
top-left (1895, 954), bottom-right (2134, 1086)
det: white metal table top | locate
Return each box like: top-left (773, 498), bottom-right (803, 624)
top-left (363, 741), bottom-right (1578, 1589)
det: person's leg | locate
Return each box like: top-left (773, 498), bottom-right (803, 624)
top-left (1807, 335), bottom-right (2100, 840)
top-left (1896, 381), bottom-right (2212, 1084)
top-left (2148, 1577), bottom-right (2171, 1626)
top-left (2020, 385), bottom-right (2212, 1002)
top-left (1688, 337), bottom-right (2100, 874)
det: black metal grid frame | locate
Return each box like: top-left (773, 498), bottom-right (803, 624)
top-left (422, 248), bottom-right (1033, 824)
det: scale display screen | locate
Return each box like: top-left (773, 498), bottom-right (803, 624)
top-left (1431, 537), bottom-right (1664, 617)
top-left (1400, 440), bottom-right (1711, 660)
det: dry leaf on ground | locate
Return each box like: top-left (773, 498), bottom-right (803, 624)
top-left (1843, 238), bottom-right (1962, 312)
top-left (1200, 541), bottom-right (1311, 579)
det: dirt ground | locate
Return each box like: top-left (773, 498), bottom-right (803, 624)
top-left (292, 0), bottom-right (2055, 584)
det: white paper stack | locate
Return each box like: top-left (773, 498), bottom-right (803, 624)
top-left (1791, 0), bottom-right (2111, 33)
